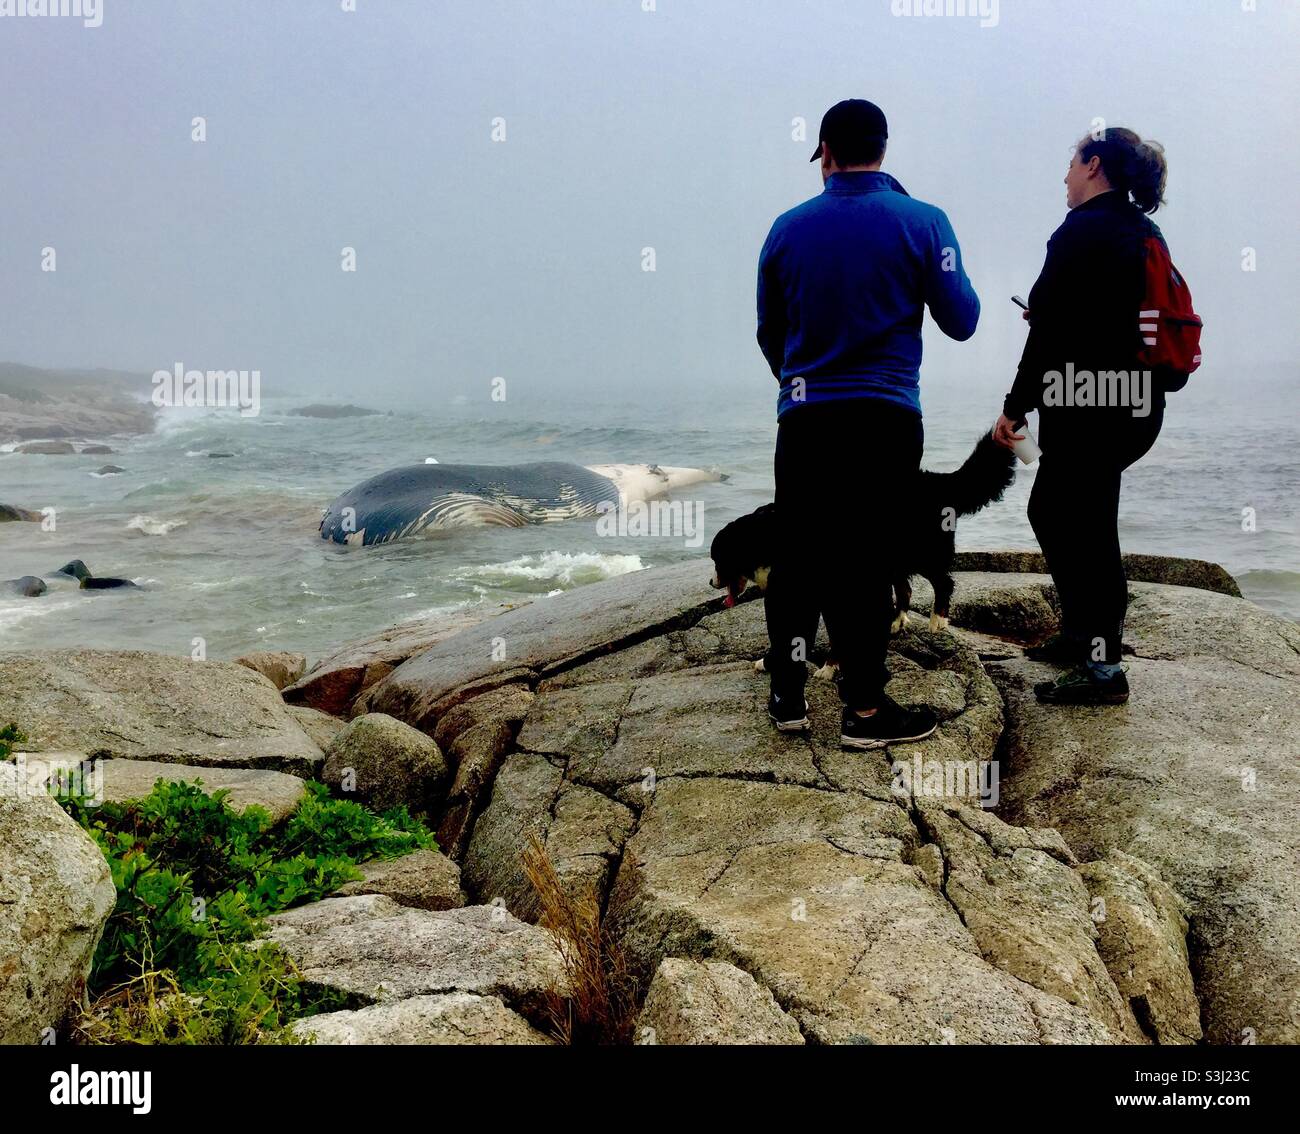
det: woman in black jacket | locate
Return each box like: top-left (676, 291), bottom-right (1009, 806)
top-left (993, 127), bottom-right (1173, 705)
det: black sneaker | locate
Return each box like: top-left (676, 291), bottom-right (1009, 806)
top-left (840, 696), bottom-right (938, 750)
top-left (1034, 666), bottom-right (1129, 705)
top-left (768, 692), bottom-right (810, 733)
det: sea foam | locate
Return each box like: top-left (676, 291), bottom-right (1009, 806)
top-left (125, 514), bottom-right (188, 536)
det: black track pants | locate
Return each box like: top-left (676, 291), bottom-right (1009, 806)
top-left (764, 398), bottom-right (923, 710)
top-left (1027, 405), bottom-right (1164, 664)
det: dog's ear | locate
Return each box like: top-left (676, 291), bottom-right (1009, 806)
top-left (709, 515), bottom-right (737, 562)
top-left (714, 504), bottom-right (776, 574)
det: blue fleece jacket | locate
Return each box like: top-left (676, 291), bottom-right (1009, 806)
top-left (757, 170), bottom-right (980, 420)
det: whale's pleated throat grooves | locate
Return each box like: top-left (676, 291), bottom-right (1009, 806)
top-left (319, 462), bottom-right (621, 545)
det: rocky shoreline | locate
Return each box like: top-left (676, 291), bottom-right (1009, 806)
top-left (0, 363), bottom-right (156, 446)
top-left (2, 552), bottom-right (1297, 1045)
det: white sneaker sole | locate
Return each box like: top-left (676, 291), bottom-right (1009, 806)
top-left (839, 720), bottom-right (938, 750)
top-left (769, 709), bottom-right (810, 732)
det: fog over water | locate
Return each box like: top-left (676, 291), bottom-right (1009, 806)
top-left (1, 1), bottom-right (1297, 653)
top-left (3, 2), bottom-right (1296, 396)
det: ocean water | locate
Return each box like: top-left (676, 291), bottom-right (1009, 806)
top-left (1, 373), bottom-right (1296, 662)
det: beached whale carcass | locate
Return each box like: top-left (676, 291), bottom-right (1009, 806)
top-left (318, 461), bottom-right (723, 546)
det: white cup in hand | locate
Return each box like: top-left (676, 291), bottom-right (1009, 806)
top-left (1011, 429), bottom-right (1041, 465)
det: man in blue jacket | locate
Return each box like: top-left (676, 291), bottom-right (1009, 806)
top-left (757, 99), bottom-right (980, 748)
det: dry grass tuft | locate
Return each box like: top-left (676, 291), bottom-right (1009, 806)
top-left (522, 835), bottom-right (640, 1045)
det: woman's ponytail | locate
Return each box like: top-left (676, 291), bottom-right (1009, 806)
top-left (1078, 127), bottom-right (1168, 214)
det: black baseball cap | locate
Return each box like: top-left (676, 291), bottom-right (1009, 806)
top-left (810, 99), bottom-right (889, 162)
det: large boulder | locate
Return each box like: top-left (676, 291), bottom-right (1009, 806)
top-left (0, 650), bottom-right (325, 776)
top-left (0, 650), bottom-right (325, 777)
top-left (291, 992), bottom-right (552, 1045)
top-left (328, 555), bottom-right (1298, 1046)
top-left (0, 503), bottom-right (42, 523)
top-left (365, 564), bottom-right (1136, 1043)
top-left (952, 550), bottom-right (1241, 598)
top-left (335, 847), bottom-right (466, 911)
top-left (284, 607), bottom-right (499, 716)
top-left (637, 958), bottom-right (805, 1045)
top-left (265, 896), bottom-right (568, 1026)
top-left (364, 561), bottom-right (725, 730)
top-left (0, 762), bottom-right (116, 1044)
top-left (21, 754), bottom-right (307, 826)
top-left (414, 585), bottom-right (1129, 1043)
top-left (16, 440), bottom-right (76, 455)
top-left (234, 650), bottom-right (306, 691)
top-left (94, 759), bottom-right (307, 824)
top-left (431, 683), bottom-right (534, 859)
top-left (6, 576), bottom-right (46, 597)
top-left (321, 713), bottom-right (449, 815)
top-left (988, 581), bottom-right (1300, 1044)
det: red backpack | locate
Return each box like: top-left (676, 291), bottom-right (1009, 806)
top-left (1138, 232), bottom-right (1202, 389)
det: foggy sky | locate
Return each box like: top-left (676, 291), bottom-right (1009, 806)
top-left (2, 0), bottom-right (1296, 407)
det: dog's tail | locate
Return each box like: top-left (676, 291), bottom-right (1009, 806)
top-left (924, 431), bottom-right (1016, 517)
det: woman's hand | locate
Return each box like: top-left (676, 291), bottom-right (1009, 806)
top-left (993, 414), bottom-right (1026, 450)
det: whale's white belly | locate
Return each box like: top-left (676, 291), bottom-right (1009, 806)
top-left (583, 464), bottom-right (722, 510)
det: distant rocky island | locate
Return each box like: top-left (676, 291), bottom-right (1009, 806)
top-left (3, 552), bottom-right (1297, 1046)
top-left (290, 403), bottom-right (381, 419)
top-left (0, 362), bottom-right (156, 445)
top-left (0, 365), bottom-right (391, 446)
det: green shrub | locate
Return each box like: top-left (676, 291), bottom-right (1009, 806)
top-left (279, 780), bottom-right (434, 862)
top-left (0, 722), bottom-right (23, 761)
top-left (60, 777), bottom-right (435, 1045)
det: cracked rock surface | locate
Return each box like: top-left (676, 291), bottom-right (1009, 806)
top-left (291, 992), bottom-right (552, 1045)
top-left (265, 896), bottom-right (567, 1026)
top-left (990, 581), bottom-right (1300, 1044)
top-left (1077, 850), bottom-right (1202, 1045)
top-left (23, 559), bottom-right (1275, 1045)
top-left (913, 799), bottom-right (1144, 1044)
top-left (461, 749), bottom-right (635, 919)
top-left (372, 570), bottom-right (1233, 1045)
top-left (637, 957), bottom-right (805, 1045)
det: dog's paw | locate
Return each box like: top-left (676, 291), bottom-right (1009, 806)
top-left (753, 657), bottom-right (767, 673)
top-left (928, 612), bottom-right (950, 633)
top-left (813, 662), bottom-right (839, 681)
top-left (890, 610), bottom-right (910, 634)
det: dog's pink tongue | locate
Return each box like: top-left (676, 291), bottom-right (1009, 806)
top-left (723, 594), bottom-right (735, 608)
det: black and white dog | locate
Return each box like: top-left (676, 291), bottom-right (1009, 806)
top-left (708, 431), bottom-right (1015, 678)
